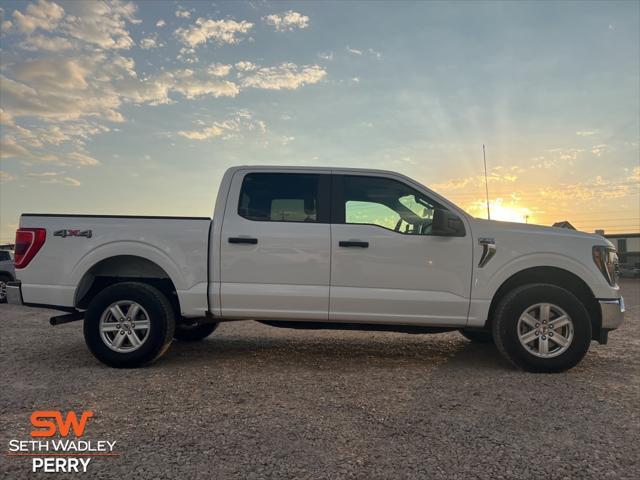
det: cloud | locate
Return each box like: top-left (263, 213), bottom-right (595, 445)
top-left (0, 137), bottom-right (31, 158)
top-left (20, 33), bottom-right (75, 51)
top-left (11, 0), bottom-right (64, 34)
top-left (12, 58), bottom-right (89, 90)
top-left (576, 130), bottom-right (596, 136)
top-left (175, 7), bottom-right (191, 19)
top-left (235, 61), bottom-right (257, 72)
top-left (62, 0), bottom-right (139, 50)
top-left (431, 167), bottom-right (521, 191)
top-left (175, 17), bottom-right (253, 48)
top-left (263, 11), bottom-right (309, 32)
top-left (346, 46), bottom-right (362, 55)
top-left (208, 63), bottom-right (232, 77)
top-left (9, 0), bottom-right (139, 51)
top-left (177, 110), bottom-right (265, 141)
top-left (239, 63), bottom-right (326, 90)
top-left (155, 19), bottom-right (165, 28)
top-left (591, 144), bottom-right (607, 157)
top-left (318, 52), bottom-right (333, 61)
top-left (539, 177), bottom-right (635, 201)
top-left (27, 171), bottom-right (81, 186)
top-left (139, 34), bottom-right (162, 49)
top-left (0, 171), bottom-right (16, 182)
top-left (66, 151), bottom-right (100, 166)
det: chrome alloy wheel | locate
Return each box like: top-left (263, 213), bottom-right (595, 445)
top-left (517, 303), bottom-right (574, 358)
top-left (99, 301), bottom-right (151, 353)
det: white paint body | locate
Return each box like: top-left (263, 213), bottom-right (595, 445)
top-left (15, 166), bottom-right (620, 327)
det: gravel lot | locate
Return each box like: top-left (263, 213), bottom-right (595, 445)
top-left (1, 280), bottom-right (639, 479)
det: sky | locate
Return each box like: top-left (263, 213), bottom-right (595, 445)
top-left (0, 0), bottom-right (639, 243)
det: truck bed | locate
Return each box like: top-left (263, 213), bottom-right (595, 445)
top-left (16, 214), bottom-right (212, 316)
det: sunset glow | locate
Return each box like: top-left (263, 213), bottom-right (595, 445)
top-left (0, 1), bottom-right (638, 242)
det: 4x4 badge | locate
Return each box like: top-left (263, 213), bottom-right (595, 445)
top-left (54, 229), bottom-right (92, 239)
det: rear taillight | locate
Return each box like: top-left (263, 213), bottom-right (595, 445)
top-left (14, 228), bottom-right (46, 269)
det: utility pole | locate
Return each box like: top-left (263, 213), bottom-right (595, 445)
top-left (483, 144), bottom-right (490, 220)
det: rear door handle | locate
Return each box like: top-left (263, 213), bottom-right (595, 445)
top-left (339, 240), bottom-right (369, 248)
top-left (228, 237), bottom-right (258, 245)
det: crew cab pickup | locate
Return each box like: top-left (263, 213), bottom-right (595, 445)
top-left (7, 166), bottom-right (625, 371)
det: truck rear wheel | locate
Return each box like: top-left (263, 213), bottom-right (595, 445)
top-left (492, 283), bottom-right (591, 373)
top-left (84, 282), bottom-right (175, 368)
top-left (174, 321), bottom-right (219, 341)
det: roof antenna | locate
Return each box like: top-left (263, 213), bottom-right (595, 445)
top-left (483, 144), bottom-right (491, 220)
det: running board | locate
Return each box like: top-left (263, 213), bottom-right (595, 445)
top-left (258, 321), bottom-right (457, 334)
top-left (50, 310), bottom-right (84, 326)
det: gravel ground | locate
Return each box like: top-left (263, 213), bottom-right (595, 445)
top-left (1, 280), bottom-right (639, 479)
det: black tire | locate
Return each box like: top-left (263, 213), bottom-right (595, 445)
top-left (0, 274), bottom-right (11, 303)
top-left (459, 329), bottom-right (494, 343)
top-left (174, 321), bottom-right (219, 341)
top-left (492, 283), bottom-right (592, 373)
top-left (84, 282), bottom-right (175, 368)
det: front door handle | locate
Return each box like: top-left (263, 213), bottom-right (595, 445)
top-left (339, 240), bottom-right (369, 248)
top-left (228, 237), bottom-right (258, 245)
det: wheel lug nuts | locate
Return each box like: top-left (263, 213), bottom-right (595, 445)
top-left (542, 320), bottom-right (547, 324)
top-left (549, 332), bottom-right (554, 336)
top-left (535, 323), bottom-right (540, 328)
top-left (541, 335), bottom-right (546, 340)
top-left (535, 330), bottom-right (540, 335)
top-left (131, 323), bottom-right (135, 328)
top-left (120, 331), bottom-right (125, 335)
top-left (116, 324), bottom-right (120, 328)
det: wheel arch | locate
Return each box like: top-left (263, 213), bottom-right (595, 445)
top-left (485, 266), bottom-right (601, 339)
top-left (74, 255), bottom-right (180, 314)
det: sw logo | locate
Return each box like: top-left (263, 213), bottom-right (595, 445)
top-left (30, 410), bottom-right (94, 437)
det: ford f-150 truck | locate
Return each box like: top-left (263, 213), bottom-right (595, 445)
top-left (7, 166), bottom-right (625, 371)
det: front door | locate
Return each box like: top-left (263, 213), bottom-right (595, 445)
top-left (220, 170), bottom-right (331, 320)
top-left (329, 173), bottom-right (473, 326)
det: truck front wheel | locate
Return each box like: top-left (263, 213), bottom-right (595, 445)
top-left (174, 321), bottom-right (219, 341)
top-left (84, 282), bottom-right (175, 368)
top-left (492, 283), bottom-right (592, 373)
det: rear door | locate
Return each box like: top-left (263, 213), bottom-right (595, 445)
top-left (219, 169), bottom-right (331, 320)
top-left (329, 173), bottom-right (473, 326)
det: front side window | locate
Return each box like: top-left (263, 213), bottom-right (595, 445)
top-left (238, 173), bottom-right (325, 223)
top-left (341, 176), bottom-right (441, 235)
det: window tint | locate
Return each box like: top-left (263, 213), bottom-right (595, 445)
top-left (341, 176), bottom-right (442, 235)
top-left (239, 173), bottom-right (325, 223)
top-left (0, 250), bottom-right (9, 261)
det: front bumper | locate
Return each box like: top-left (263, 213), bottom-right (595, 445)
top-left (599, 297), bottom-right (625, 330)
top-left (6, 281), bottom-right (24, 306)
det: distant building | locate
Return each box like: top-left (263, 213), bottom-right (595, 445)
top-left (552, 221), bottom-right (576, 230)
top-left (603, 233), bottom-right (640, 265)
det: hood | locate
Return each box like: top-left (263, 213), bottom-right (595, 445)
top-left (469, 218), bottom-right (614, 247)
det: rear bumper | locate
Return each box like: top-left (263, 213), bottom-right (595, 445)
top-left (6, 281), bottom-right (24, 306)
top-left (599, 297), bottom-right (625, 330)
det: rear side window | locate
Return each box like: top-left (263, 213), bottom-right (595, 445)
top-left (0, 250), bottom-right (10, 261)
top-left (238, 173), bottom-right (329, 223)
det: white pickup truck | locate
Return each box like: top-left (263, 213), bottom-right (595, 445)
top-left (7, 166), bottom-right (624, 371)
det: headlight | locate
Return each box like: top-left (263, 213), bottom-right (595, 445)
top-left (592, 246), bottom-right (619, 286)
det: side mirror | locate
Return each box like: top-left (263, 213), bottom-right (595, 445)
top-left (432, 208), bottom-right (465, 237)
